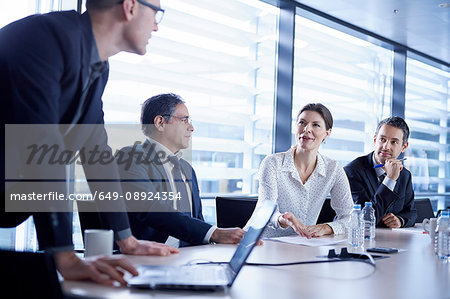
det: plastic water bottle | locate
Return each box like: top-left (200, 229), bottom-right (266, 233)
top-left (348, 204), bottom-right (364, 247)
top-left (362, 202), bottom-right (376, 240)
top-left (435, 210), bottom-right (450, 260)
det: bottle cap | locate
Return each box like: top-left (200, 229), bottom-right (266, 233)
top-left (364, 202), bottom-right (372, 207)
top-left (353, 204), bottom-right (361, 210)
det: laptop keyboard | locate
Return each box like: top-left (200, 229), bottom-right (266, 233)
top-left (178, 265), bottom-right (229, 284)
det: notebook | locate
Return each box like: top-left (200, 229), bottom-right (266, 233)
top-left (128, 200), bottom-right (276, 291)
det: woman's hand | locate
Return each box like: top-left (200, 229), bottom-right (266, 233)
top-left (304, 223), bottom-right (333, 237)
top-left (279, 213), bottom-right (333, 238)
top-left (279, 212), bottom-right (313, 239)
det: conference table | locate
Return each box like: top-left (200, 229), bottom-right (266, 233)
top-left (63, 228), bottom-right (450, 299)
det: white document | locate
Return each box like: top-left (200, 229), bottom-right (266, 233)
top-left (392, 227), bottom-right (425, 234)
top-left (267, 235), bottom-right (347, 247)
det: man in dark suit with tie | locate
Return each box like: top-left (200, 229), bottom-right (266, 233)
top-left (0, 0), bottom-right (178, 286)
top-left (117, 93), bottom-right (245, 246)
top-left (344, 117), bottom-right (417, 228)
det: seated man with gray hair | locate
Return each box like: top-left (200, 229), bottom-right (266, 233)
top-left (117, 93), bottom-right (245, 247)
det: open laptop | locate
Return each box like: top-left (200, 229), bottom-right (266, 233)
top-left (128, 200), bottom-right (276, 291)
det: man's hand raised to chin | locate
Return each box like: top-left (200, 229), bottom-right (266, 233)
top-left (383, 158), bottom-right (404, 181)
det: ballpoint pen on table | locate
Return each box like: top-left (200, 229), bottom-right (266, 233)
top-left (373, 158), bottom-right (407, 169)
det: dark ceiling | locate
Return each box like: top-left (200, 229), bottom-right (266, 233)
top-left (295, 0), bottom-right (450, 66)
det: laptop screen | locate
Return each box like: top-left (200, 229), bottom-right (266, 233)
top-left (228, 201), bottom-right (276, 275)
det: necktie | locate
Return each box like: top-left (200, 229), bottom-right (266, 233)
top-left (65, 62), bottom-right (108, 135)
top-left (168, 156), bottom-right (191, 214)
top-left (379, 174), bottom-right (386, 185)
top-left (76, 62), bottom-right (108, 120)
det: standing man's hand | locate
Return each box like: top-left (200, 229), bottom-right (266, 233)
top-left (383, 158), bottom-right (403, 181)
top-left (211, 228), bottom-right (245, 244)
top-left (382, 213), bottom-right (402, 228)
top-left (117, 236), bottom-right (179, 256)
top-left (55, 251), bottom-right (138, 286)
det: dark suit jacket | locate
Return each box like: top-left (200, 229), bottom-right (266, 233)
top-left (117, 140), bottom-right (212, 246)
top-left (0, 11), bottom-right (130, 249)
top-left (344, 152), bottom-right (417, 227)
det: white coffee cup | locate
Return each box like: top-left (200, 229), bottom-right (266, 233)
top-left (422, 218), bottom-right (437, 241)
top-left (84, 229), bottom-right (114, 257)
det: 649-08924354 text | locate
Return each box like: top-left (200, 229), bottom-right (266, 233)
top-left (9, 191), bottom-right (181, 201)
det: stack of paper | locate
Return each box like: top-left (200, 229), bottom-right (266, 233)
top-left (267, 235), bottom-right (347, 247)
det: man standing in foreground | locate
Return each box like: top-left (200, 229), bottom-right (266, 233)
top-left (344, 117), bottom-right (417, 228)
top-left (1, 0), bottom-right (177, 286)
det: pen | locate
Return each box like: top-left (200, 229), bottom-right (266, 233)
top-left (374, 158), bottom-right (407, 169)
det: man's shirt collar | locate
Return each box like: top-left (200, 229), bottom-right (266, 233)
top-left (147, 138), bottom-right (183, 161)
top-left (372, 152), bottom-right (385, 177)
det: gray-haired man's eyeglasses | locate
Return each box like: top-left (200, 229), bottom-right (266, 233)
top-left (118, 0), bottom-right (165, 24)
top-left (162, 115), bottom-right (193, 125)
